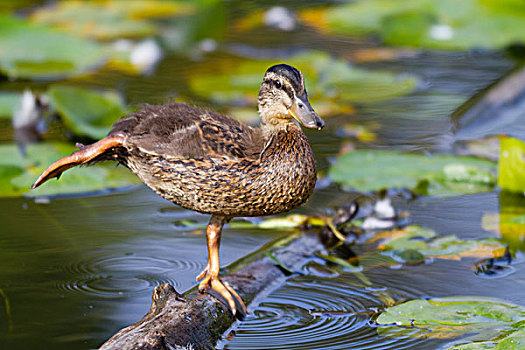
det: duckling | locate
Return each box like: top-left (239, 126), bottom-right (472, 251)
top-left (32, 64), bottom-right (324, 318)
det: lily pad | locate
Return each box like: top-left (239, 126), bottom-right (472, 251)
top-left (498, 137), bottom-right (525, 194)
top-left (372, 225), bottom-right (506, 262)
top-left (188, 51), bottom-right (417, 110)
top-left (0, 92), bottom-right (19, 118)
top-left (450, 327), bottom-right (525, 349)
top-left (0, 143), bottom-right (139, 197)
top-left (0, 15), bottom-right (105, 79)
top-left (31, 0), bottom-right (194, 40)
top-left (48, 85), bottom-right (127, 139)
top-left (377, 297), bottom-right (525, 342)
top-left (300, 0), bottom-right (525, 50)
top-left (256, 214), bottom-right (310, 229)
top-left (482, 192), bottom-right (525, 251)
top-left (329, 150), bottom-right (496, 195)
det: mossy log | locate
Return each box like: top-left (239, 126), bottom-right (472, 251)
top-left (99, 231), bottom-right (330, 350)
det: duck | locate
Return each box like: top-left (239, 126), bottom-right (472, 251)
top-left (31, 64), bottom-right (324, 319)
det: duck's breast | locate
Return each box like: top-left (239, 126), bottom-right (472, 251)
top-left (126, 128), bottom-right (317, 217)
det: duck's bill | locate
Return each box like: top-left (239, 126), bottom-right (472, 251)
top-left (289, 93), bottom-right (325, 130)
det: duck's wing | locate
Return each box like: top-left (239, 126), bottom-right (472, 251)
top-left (111, 103), bottom-right (264, 160)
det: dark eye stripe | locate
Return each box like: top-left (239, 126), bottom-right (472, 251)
top-left (282, 84), bottom-right (294, 100)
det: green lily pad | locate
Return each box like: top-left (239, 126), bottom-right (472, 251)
top-left (301, 0), bottom-right (525, 50)
top-left (373, 225), bottom-right (506, 262)
top-left (30, 0), bottom-right (194, 40)
top-left (188, 51), bottom-right (417, 110)
top-left (0, 15), bottom-right (105, 79)
top-left (377, 297), bottom-right (525, 341)
top-left (0, 143), bottom-right (139, 197)
top-left (498, 137), bottom-right (525, 194)
top-left (329, 150), bottom-right (496, 195)
top-left (450, 326), bottom-right (525, 349)
top-left (48, 85), bottom-right (127, 139)
top-left (0, 92), bottom-right (19, 118)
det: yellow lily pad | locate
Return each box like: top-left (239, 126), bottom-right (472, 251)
top-left (374, 225), bottom-right (505, 262)
top-left (31, 0), bottom-right (194, 40)
top-left (498, 136), bottom-right (525, 194)
top-left (482, 192), bottom-right (525, 251)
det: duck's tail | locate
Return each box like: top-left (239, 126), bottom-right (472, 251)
top-left (31, 133), bottom-right (126, 189)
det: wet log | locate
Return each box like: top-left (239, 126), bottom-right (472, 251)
top-left (99, 231), bottom-right (328, 350)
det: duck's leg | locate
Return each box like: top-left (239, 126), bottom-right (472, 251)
top-left (31, 133), bottom-right (125, 189)
top-left (197, 215), bottom-right (247, 318)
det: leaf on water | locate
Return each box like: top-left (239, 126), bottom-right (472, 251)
top-left (0, 92), bottom-right (20, 118)
top-left (450, 326), bottom-right (525, 349)
top-left (0, 143), bottom-right (139, 197)
top-left (233, 9), bottom-right (265, 31)
top-left (30, 0), bottom-right (194, 40)
top-left (256, 214), bottom-right (309, 229)
top-left (188, 51), bottom-right (417, 114)
top-left (338, 123), bottom-right (378, 142)
top-left (372, 225), bottom-right (505, 262)
top-left (265, 252), bottom-right (295, 276)
top-left (0, 15), bottom-right (105, 79)
top-left (344, 48), bottom-right (419, 63)
top-left (48, 85), bottom-right (127, 139)
top-left (498, 136), bottom-right (525, 194)
top-left (300, 0), bottom-right (525, 50)
top-left (482, 192), bottom-right (525, 251)
top-left (252, 213), bottom-right (330, 231)
top-left (329, 150), bottom-right (496, 195)
top-left (315, 253), bottom-right (363, 272)
top-left (386, 248), bottom-right (426, 264)
top-left (377, 297), bottom-right (525, 342)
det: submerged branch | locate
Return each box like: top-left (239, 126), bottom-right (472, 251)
top-left (99, 231), bottom-right (329, 350)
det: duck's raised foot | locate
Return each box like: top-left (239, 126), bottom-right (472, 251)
top-left (198, 270), bottom-right (247, 320)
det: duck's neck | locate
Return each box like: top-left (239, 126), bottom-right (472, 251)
top-left (259, 121), bottom-right (311, 165)
top-left (260, 112), bottom-right (298, 139)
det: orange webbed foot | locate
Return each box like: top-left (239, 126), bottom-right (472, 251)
top-left (198, 270), bottom-right (247, 320)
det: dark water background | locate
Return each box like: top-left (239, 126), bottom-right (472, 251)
top-left (1, 1), bottom-right (524, 349)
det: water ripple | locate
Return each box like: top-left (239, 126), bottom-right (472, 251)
top-left (225, 274), bottom-right (425, 350)
top-left (57, 254), bottom-right (199, 298)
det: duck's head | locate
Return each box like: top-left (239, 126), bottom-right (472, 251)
top-left (258, 64), bottom-right (324, 131)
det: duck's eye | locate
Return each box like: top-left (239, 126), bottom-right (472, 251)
top-left (275, 80), bottom-right (282, 89)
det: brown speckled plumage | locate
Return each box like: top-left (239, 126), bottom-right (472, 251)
top-left (108, 103), bottom-right (316, 217)
top-left (32, 64), bottom-right (324, 318)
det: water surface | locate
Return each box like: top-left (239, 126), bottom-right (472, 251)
top-left (1, 1), bottom-right (524, 349)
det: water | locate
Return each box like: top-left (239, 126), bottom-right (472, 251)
top-left (0, 187), bottom-right (281, 348)
top-left (1, 1), bottom-right (525, 349)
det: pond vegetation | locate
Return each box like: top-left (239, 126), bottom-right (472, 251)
top-left (1, 0), bottom-right (525, 349)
